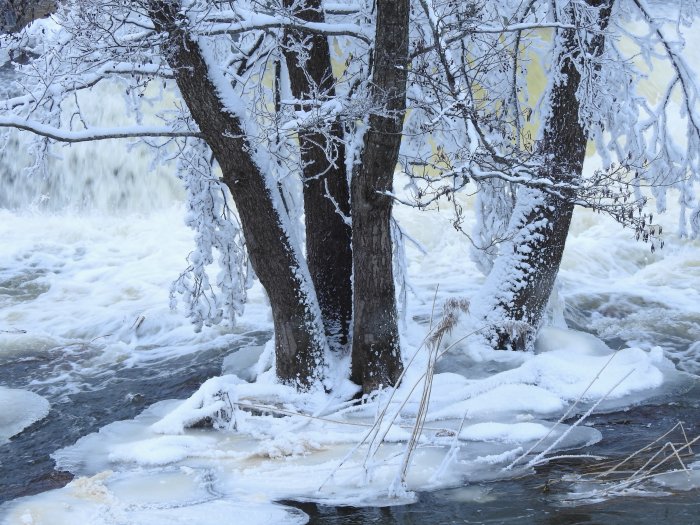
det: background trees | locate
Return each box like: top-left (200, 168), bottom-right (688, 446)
top-left (401, 0), bottom-right (699, 350)
top-left (1, 0), bottom-right (698, 392)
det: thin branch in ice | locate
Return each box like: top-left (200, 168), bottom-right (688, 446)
top-left (505, 348), bottom-right (622, 471)
top-left (524, 369), bottom-right (635, 470)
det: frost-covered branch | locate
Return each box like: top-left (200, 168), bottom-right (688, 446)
top-left (402, 0), bottom-right (699, 255)
top-left (170, 139), bottom-right (250, 330)
top-left (0, 117), bottom-right (201, 142)
top-left (196, 17), bottom-right (371, 42)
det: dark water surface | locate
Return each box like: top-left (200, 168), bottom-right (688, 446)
top-left (289, 383), bottom-right (700, 524)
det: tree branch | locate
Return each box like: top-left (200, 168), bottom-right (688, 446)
top-left (631, 0), bottom-right (700, 140)
top-left (0, 117), bottom-right (201, 142)
top-left (197, 17), bottom-right (370, 43)
top-left (0, 62), bottom-right (173, 112)
top-left (410, 21), bottom-right (577, 59)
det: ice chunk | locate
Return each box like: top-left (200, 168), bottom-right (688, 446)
top-left (221, 345), bottom-right (265, 382)
top-left (535, 327), bottom-right (612, 356)
top-left (0, 386), bottom-right (50, 444)
top-left (1, 470), bottom-right (309, 525)
top-left (652, 460), bottom-right (700, 491)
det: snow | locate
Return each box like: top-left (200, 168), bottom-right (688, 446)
top-left (0, 387), bottom-right (50, 444)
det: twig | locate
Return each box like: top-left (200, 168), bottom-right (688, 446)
top-left (505, 349), bottom-right (622, 470)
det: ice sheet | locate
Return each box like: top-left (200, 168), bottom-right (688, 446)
top-left (0, 387), bottom-right (50, 444)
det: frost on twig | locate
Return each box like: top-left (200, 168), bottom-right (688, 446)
top-left (169, 139), bottom-right (250, 331)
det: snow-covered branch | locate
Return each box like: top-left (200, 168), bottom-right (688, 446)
top-left (0, 117), bottom-right (201, 142)
top-left (411, 21), bottom-right (577, 59)
top-left (0, 63), bottom-right (173, 112)
top-left (197, 16), bottom-right (370, 42)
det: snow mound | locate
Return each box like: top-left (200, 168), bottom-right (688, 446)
top-left (0, 386), bottom-right (50, 444)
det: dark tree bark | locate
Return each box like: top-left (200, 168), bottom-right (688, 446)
top-left (282, 0), bottom-right (353, 352)
top-left (0, 0), bottom-right (56, 34)
top-left (350, 0), bottom-right (409, 392)
top-left (484, 0), bottom-right (613, 350)
top-left (148, 0), bottom-right (328, 389)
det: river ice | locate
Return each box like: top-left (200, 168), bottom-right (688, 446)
top-left (0, 386), bottom-right (49, 444)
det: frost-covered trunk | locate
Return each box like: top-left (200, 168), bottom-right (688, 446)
top-left (282, 0), bottom-right (353, 352)
top-left (482, 0), bottom-right (612, 351)
top-left (149, 0), bottom-right (328, 389)
top-left (350, 0), bottom-right (408, 392)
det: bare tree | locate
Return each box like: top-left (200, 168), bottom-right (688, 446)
top-left (281, 0), bottom-right (352, 353)
top-left (0, 0), bottom-right (410, 392)
top-left (350, 0), bottom-right (409, 392)
top-left (481, 0), bottom-right (614, 350)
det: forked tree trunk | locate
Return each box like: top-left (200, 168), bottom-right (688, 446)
top-left (282, 0), bottom-right (353, 352)
top-left (149, 0), bottom-right (328, 389)
top-left (482, 0), bottom-right (612, 350)
top-left (350, 0), bottom-right (409, 392)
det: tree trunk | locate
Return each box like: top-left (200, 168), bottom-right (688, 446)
top-left (148, 0), bottom-right (328, 389)
top-left (350, 0), bottom-right (409, 392)
top-left (282, 0), bottom-right (353, 352)
top-left (482, 0), bottom-right (612, 350)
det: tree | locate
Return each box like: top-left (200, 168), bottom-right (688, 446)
top-left (1, 0), bottom-right (697, 390)
top-left (0, 0), bottom-right (410, 393)
top-left (399, 0), bottom-right (699, 350)
top-left (349, 0), bottom-right (408, 391)
top-left (480, 0), bottom-right (615, 350)
top-left (479, 0), bottom-right (699, 350)
top-left (281, 0), bottom-right (352, 353)
top-left (0, 0), bottom-right (56, 33)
